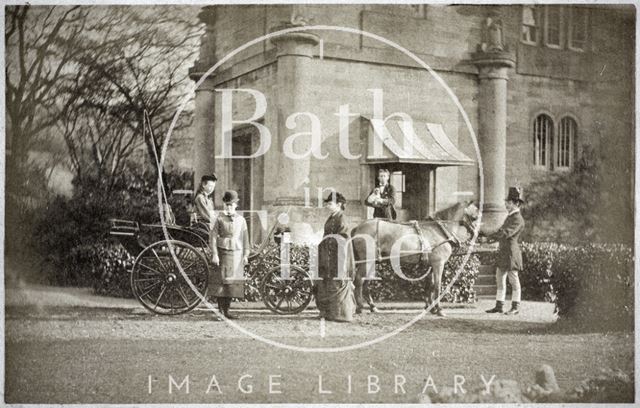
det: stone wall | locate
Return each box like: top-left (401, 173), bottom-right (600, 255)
top-left (191, 4), bottom-right (634, 243)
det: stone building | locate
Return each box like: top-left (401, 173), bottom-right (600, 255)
top-left (188, 4), bottom-right (634, 244)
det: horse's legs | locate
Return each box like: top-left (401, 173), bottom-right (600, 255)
top-left (354, 263), bottom-right (365, 312)
top-left (428, 259), bottom-right (446, 317)
top-left (424, 267), bottom-right (435, 309)
top-left (362, 280), bottom-right (377, 311)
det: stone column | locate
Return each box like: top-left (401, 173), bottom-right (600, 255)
top-left (472, 49), bottom-right (515, 233)
top-left (270, 25), bottom-right (320, 205)
top-left (266, 23), bottom-right (321, 243)
top-left (189, 6), bottom-right (218, 187)
top-left (191, 82), bottom-right (216, 185)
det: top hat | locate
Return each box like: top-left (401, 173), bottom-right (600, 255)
top-left (201, 173), bottom-right (218, 183)
top-left (222, 190), bottom-right (239, 203)
top-left (506, 187), bottom-right (525, 204)
top-left (323, 191), bottom-right (347, 205)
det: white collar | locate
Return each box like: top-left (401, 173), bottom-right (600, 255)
top-left (507, 208), bottom-right (520, 216)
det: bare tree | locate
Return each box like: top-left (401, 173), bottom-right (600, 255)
top-left (69, 6), bottom-right (202, 182)
top-left (5, 5), bottom-right (90, 194)
top-left (6, 5), bottom-right (202, 194)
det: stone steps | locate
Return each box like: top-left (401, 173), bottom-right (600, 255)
top-left (475, 264), bottom-right (496, 299)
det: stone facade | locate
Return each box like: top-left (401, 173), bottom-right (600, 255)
top-left (188, 4), bottom-right (634, 244)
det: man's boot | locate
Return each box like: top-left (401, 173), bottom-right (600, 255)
top-left (485, 301), bottom-right (505, 313)
top-left (505, 301), bottom-right (520, 315)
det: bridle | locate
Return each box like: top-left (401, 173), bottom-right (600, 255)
top-left (459, 213), bottom-right (480, 240)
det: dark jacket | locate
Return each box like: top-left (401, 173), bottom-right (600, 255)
top-left (194, 190), bottom-right (215, 223)
top-left (488, 210), bottom-right (525, 271)
top-left (366, 184), bottom-right (397, 220)
top-left (318, 211), bottom-right (352, 279)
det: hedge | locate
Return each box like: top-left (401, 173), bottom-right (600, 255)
top-left (84, 241), bottom-right (480, 303)
top-left (482, 242), bottom-right (633, 329)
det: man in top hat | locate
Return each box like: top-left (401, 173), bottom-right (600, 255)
top-left (483, 187), bottom-right (525, 315)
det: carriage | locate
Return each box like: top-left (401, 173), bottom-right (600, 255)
top-left (109, 216), bottom-right (314, 316)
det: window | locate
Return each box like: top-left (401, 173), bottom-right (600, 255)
top-left (568, 7), bottom-right (588, 51)
top-left (557, 117), bottom-right (577, 169)
top-left (521, 6), bottom-right (540, 44)
top-left (533, 114), bottom-right (554, 168)
top-left (522, 5), bottom-right (589, 52)
top-left (544, 6), bottom-right (563, 48)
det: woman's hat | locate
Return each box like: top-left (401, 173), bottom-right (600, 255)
top-left (506, 187), bottom-right (525, 204)
top-left (323, 191), bottom-right (346, 204)
top-left (222, 190), bottom-right (239, 203)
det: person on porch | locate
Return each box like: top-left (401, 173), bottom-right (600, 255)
top-left (365, 168), bottom-right (397, 220)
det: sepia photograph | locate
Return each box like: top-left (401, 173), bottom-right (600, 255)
top-left (3, 1), bottom-right (636, 405)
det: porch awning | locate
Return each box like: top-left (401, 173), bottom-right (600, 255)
top-left (363, 117), bottom-right (475, 166)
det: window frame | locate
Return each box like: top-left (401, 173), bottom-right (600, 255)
top-left (543, 5), bottom-right (565, 49)
top-left (567, 7), bottom-right (589, 52)
top-left (521, 5), bottom-right (541, 45)
top-left (532, 113), bottom-right (555, 170)
top-left (556, 116), bottom-right (578, 170)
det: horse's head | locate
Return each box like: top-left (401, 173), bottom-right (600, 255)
top-left (432, 201), bottom-right (481, 243)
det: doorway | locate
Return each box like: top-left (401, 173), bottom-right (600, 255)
top-left (230, 125), bottom-right (265, 245)
top-left (370, 164), bottom-right (435, 221)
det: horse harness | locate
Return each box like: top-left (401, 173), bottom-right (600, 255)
top-left (371, 218), bottom-right (461, 263)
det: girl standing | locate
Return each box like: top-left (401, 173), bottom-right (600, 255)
top-left (210, 190), bottom-right (250, 319)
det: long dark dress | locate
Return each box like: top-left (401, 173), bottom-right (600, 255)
top-left (316, 210), bottom-right (356, 322)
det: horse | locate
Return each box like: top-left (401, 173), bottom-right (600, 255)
top-left (350, 201), bottom-right (478, 317)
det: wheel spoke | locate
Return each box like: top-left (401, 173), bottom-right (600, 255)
top-left (176, 284), bottom-right (192, 307)
top-left (150, 248), bottom-right (169, 274)
top-left (275, 296), bottom-right (285, 310)
top-left (153, 285), bottom-right (168, 311)
top-left (134, 277), bottom-right (160, 283)
top-left (180, 259), bottom-right (197, 273)
top-left (139, 281), bottom-right (162, 298)
top-left (138, 262), bottom-right (163, 275)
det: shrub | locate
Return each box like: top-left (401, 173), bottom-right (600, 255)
top-left (520, 242), bottom-right (557, 302)
top-left (68, 243), bottom-right (135, 297)
top-left (553, 244), bottom-right (633, 329)
top-left (338, 243), bottom-right (479, 303)
top-left (33, 169), bottom-right (193, 287)
top-left (485, 241), bottom-right (633, 329)
top-left (566, 368), bottom-right (634, 403)
top-left (249, 241), bottom-right (480, 303)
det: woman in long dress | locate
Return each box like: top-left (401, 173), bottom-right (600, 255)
top-left (316, 192), bottom-right (356, 322)
top-left (209, 190), bottom-right (250, 320)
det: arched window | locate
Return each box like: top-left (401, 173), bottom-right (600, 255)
top-left (533, 114), bottom-right (554, 168)
top-left (557, 117), bottom-right (577, 169)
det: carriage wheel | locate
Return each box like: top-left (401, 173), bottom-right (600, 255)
top-left (131, 240), bottom-right (209, 315)
top-left (260, 265), bottom-right (314, 315)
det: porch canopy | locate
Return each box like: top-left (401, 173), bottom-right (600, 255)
top-left (362, 116), bottom-right (475, 166)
